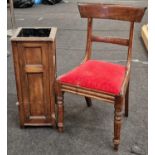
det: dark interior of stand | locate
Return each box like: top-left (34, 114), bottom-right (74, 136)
top-left (18, 28), bottom-right (51, 37)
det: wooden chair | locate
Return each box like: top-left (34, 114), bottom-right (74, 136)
top-left (55, 3), bottom-right (146, 150)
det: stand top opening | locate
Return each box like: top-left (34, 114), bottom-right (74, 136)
top-left (11, 27), bottom-right (57, 42)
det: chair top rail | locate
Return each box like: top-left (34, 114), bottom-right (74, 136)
top-left (78, 3), bottom-right (146, 22)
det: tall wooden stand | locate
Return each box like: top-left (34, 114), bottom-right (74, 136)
top-left (11, 27), bottom-right (57, 127)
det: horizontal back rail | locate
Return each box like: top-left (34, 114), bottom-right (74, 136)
top-left (91, 35), bottom-right (129, 46)
top-left (78, 3), bottom-right (146, 22)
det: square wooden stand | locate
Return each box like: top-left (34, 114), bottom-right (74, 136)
top-left (11, 27), bottom-right (57, 127)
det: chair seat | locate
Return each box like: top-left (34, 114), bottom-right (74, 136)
top-left (58, 60), bottom-right (126, 95)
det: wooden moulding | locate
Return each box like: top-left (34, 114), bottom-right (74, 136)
top-left (24, 64), bottom-right (43, 73)
top-left (61, 84), bottom-right (115, 103)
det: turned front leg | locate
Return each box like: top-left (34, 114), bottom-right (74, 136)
top-left (57, 95), bottom-right (64, 132)
top-left (113, 96), bottom-right (123, 150)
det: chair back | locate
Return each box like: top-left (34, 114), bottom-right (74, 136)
top-left (78, 3), bottom-right (146, 69)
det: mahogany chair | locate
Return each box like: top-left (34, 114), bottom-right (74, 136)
top-left (55, 3), bottom-right (146, 150)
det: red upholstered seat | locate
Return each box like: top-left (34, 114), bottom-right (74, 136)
top-left (58, 60), bottom-right (126, 95)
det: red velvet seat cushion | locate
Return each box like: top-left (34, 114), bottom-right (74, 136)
top-left (58, 60), bottom-right (126, 95)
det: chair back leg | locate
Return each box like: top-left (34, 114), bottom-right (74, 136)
top-left (125, 83), bottom-right (129, 117)
top-left (85, 97), bottom-right (92, 107)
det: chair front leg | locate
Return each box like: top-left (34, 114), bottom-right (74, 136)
top-left (113, 96), bottom-right (124, 151)
top-left (55, 82), bottom-right (64, 132)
